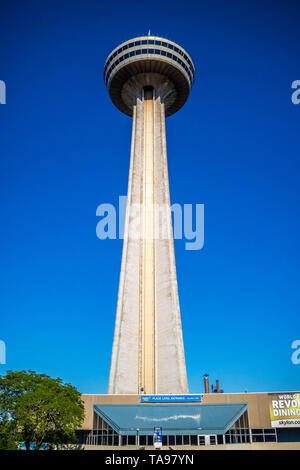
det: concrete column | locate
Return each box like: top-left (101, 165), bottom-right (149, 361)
top-left (108, 85), bottom-right (188, 395)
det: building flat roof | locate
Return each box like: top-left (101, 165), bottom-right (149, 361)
top-left (94, 403), bottom-right (248, 435)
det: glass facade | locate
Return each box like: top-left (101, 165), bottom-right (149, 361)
top-left (78, 427), bottom-right (278, 447)
top-left (104, 39), bottom-right (195, 87)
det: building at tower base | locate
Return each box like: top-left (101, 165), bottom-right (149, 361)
top-left (77, 390), bottom-right (300, 450)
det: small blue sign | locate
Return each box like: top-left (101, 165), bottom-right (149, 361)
top-left (141, 394), bottom-right (202, 403)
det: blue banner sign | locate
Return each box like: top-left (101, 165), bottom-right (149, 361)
top-left (153, 427), bottom-right (162, 448)
top-left (141, 394), bottom-right (202, 403)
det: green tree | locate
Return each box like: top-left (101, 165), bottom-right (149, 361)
top-left (0, 420), bottom-right (18, 450)
top-left (0, 370), bottom-right (85, 450)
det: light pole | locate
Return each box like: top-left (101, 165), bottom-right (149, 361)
top-left (136, 428), bottom-right (140, 447)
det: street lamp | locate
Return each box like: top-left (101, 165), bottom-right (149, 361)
top-left (136, 428), bottom-right (140, 447)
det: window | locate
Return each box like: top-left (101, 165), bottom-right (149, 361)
top-left (190, 435), bottom-right (197, 445)
top-left (136, 50), bottom-right (141, 55)
top-left (148, 40), bottom-right (154, 44)
top-left (251, 428), bottom-right (277, 443)
top-left (142, 49), bottom-right (147, 54)
top-left (139, 435), bottom-right (146, 445)
top-left (264, 434), bottom-right (276, 442)
top-left (162, 42), bottom-right (168, 47)
top-left (148, 49), bottom-right (154, 54)
top-left (127, 436), bottom-right (135, 445)
top-left (175, 435), bottom-right (183, 445)
top-left (168, 435), bottom-right (175, 446)
top-left (252, 434), bottom-right (264, 443)
top-left (183, 435), bottom-right (190, 445)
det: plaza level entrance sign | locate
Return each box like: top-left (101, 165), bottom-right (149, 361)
top-left (140, 395), bottom-right (202, 403)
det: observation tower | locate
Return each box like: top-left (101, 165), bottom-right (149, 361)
top-left (104, 35), bottom-right (195, 395)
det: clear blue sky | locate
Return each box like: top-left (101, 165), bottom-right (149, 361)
top-left (1, 0), bottom-right (299, 394)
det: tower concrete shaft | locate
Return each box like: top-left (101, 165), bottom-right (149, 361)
top-left (104, 35), bottom-right (195, 395)
top-left (108, 86), bottom-right (187, 395)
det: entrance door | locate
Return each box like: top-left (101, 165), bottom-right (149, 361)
top-left (198, 435), bottom-right (217, 446)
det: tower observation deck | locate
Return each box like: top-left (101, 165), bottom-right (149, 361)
top-left (105, 36), bottom-right (195, 395)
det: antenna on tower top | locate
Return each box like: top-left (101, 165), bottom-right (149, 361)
top-left (148, 29), bottom-right (151, 36)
